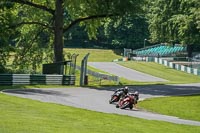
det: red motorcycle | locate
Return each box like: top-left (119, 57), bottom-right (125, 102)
top-left (116, 92), bottom-right (139, 109)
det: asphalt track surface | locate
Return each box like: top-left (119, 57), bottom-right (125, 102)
top-left (88, 62), bottom-right (168, 82)
top-left (2, 62), bottom-right (200, 126)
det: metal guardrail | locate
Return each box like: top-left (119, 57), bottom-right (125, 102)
top-left (87, 69), bottom-right (119, 84)
top-left (0, 74), bottom-right (75, 85)
top-left (76, 65), bottom-right (119, 84)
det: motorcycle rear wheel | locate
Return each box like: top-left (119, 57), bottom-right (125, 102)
top-left (129, 104), bottom-right (133, 109)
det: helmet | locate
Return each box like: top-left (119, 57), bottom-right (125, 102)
top-left (124, 86), bottom-right (129, 93)
top-left (134, 91), bottom-right (139, 96)
top-left (134, 91), bottom-right (139, 100)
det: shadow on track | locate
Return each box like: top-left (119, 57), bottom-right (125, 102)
top-left (2, 89), bottom-right (69, 97)
top-left (87, 84), bottom-right (200, 96)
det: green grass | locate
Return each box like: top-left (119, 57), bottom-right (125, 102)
top-left (0, 93), bottom-right (199, 133)
top-left (64, 48), bottom-right (122, 63)
top-left (139, 95), bottom-right (200, 121)
top-left (2, 48), bottom-right (200, 132)
top-left (63, 48), bottom-right (200, 85)
top-left (118, 61), bottom-right (200, 84)
top-left (63, 48), bottom-right (123, 86)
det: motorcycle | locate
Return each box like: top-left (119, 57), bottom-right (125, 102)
top-left (109, 90), bottom-right (124, 104)
top-left (116, 93), bottom-right (139, 109)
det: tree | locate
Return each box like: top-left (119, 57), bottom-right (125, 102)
top-left (1, 0), bottom-right (144, 67)
top-left (102, 15), bottom-right (149, 49)
top-left (146, 0), bottom-right (200, 57)
top-left (64, 15), bottom-right (149, 49)
top-left (0, 2), bottom-right (17, 72)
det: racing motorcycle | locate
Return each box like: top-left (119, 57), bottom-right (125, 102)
top-left (109, 90), bottom-right (124, 104)
top-left (116, 92), bottom-right (139, 109)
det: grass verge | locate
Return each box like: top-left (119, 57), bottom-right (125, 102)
top-left (0, 93), bottom-right (199, 133)
top-left (64, 48), bottom-right (122, 63)
top-left (139, 94), bottom-right (200, 121)
top-left (118, 61), bottom-right (200, 84)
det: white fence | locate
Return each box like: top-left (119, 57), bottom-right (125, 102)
top-left (152, 57), bottom-right (200, 76)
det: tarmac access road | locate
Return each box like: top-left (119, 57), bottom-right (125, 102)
top-left (88, 62), bottom-right (168, 82)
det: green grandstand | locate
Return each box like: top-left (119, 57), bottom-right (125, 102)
top-left (122, 44), bottom-right (200, 76)
top-left (133, 44), bottom-right (186, 57)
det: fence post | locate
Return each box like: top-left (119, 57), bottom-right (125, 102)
top-left (80, 53), bottom-right (90, 86)
top-left (69, 53), bottom-right (79, 75)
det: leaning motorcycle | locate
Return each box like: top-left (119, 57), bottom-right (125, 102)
top-left (109, 90), bottom-right (124, 104)
top-left (116, 93), bottom-right (139, 109)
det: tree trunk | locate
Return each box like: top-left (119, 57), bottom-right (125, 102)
top-left (54, 0), bottom-right (64, 62)
top-left (187, 44), bottom-right (193, 58)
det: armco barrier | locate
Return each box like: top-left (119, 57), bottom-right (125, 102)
top-left (63, 75), bottom-right (76, 85)
top-left (13, 74), bottom-right (30, 85)
top-left (0, 74), bottom-right (12, 85)
top-left (0, 74), bottom-right (75, 85)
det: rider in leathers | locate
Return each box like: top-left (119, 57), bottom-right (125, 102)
top-left (116, 88), bottom-right (139, 109)
top-left (115, 86), bottom-right (129, 108)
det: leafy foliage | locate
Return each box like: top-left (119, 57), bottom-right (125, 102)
top-left (0, 0), bottom-right (145, 73)
top-left (102, 15), bottom-right (149, 49)
top-left (0, 2), bottom-right (17, 73)
top-left (64, 16), bottom-right (149, 49)
top-left (146, 0), bottom-right (200, 46)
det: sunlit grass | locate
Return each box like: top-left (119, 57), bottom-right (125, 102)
top-left (0, 93), bottom-right (199, 133)
top-left (118, 61), bottom-right (200, 84)
top-left (139, 95), bottom-right (200, 121)
top-left (2, 48), bottom-right (200, 132)
top-left (64, 48), bottom-right (122, 63)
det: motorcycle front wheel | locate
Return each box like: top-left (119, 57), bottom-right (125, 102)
top-left (109, 96), bottom-right (118, 104)
top-left (120, 102), bottom-right (130, 109)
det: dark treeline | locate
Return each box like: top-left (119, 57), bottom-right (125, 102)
top-left (64, 16), bottom-right (149, 49)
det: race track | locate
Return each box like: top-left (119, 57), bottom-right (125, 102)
top-left (2, 62), bottom-right (200, 126)
top-left (3, 84), bottom-right (200, 126)
top-left (88, 62), bottom-right (167, 82)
